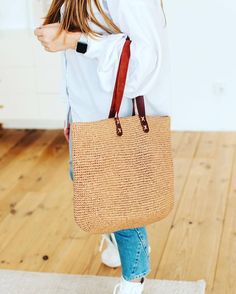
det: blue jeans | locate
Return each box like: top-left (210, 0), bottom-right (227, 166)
top-left (68, 124), bottom-right (151, 281)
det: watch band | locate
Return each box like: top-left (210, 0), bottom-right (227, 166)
top-left (76, 34), bottom-right (88, 54)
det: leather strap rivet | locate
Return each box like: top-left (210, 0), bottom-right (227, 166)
top-left (114, 117), bottom-right (123, 136)
top-left (139, 115), bottom-right (149, 133)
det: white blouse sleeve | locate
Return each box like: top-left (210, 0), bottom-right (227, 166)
top-left (78, 0), bottom-right (163, 99)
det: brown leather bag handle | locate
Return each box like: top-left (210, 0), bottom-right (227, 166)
top-left (108, 37), bottom-right (149, 135)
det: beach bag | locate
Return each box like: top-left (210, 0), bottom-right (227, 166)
top-left (71, 37), bottom-right (175, 234)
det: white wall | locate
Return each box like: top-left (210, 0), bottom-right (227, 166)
top-left (0, 0), bottom-right (29, 29)
top-left (0, 0), bottom-right (66, 129)
top-left (0, 0), bottom-right (235, 130)
top-left (165, 0), bottom-right (236, 130)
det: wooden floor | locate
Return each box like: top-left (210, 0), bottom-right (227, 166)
top-left (0, 128), bottom-right (236, 294)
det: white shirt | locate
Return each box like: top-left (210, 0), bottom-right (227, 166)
top-left (60, 0), bottom-right (172, 128)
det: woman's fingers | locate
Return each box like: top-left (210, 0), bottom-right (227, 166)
top-left (34, 27), bottom-right (43, 37)
top-left (44, 47), bottom-right (52, 52)
top-left (34, 23), bottom-right (59, 36)
top-left (36, 37), bottom-right (54, 51)
top-left (37, 36), bottom-right (45, 42)
top-left (64, 126), bottom-right (70, 143)
top-left (34, 23), bottom-right (68, 52)
top-left (64, 130), bottom-right (69, 143)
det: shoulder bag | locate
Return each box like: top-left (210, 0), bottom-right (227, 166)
top-left (71, 37), bottom-right (175, 234)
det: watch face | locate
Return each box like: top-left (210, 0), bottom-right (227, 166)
top-left (76, 42), bottom-right (88, 54)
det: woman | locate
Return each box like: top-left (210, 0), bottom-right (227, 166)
top-left (34, 0), bottom-right (171, 293)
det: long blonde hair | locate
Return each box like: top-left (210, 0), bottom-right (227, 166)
top-left (43, 0), bottom-right (166, 38)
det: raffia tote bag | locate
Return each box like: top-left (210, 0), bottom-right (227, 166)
top-left (71, 37), bottom-right (175, 234)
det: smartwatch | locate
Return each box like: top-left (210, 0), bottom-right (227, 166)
top-left (76, 34), bottom-right (88, 54)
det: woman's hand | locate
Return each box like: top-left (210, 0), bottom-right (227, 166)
top-left (64, 121), bottom-right (71, 143)
top-left (34, 23), bottom-right (81, 52)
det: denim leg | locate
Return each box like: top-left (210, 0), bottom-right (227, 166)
top-left (68, 124), bottom-right (74, 182)
top-left (113, 226), bottom-right (151, 281)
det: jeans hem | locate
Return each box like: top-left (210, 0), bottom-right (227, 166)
top-left (122, 268), bottom-right (151, 282)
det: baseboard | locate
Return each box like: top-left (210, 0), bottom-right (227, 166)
top-left (1, 119), bottom-right (63, 129)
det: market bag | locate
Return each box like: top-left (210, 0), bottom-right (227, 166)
top-left (71, 37), bottom-right (175, 234)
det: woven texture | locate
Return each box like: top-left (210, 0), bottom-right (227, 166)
top-left (71, 114), bottom-right (174, 234)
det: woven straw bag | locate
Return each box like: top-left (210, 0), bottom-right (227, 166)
top-left (71, 37), bottom-right (175, 234)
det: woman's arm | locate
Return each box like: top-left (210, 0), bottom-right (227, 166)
top-left (77, 0), bottom-right (163, 98)
top-left (34, 0), bottom-right (164, 99)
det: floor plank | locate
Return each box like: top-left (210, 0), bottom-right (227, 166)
top-left (0, 129), bottom-right (235, 294)
top-left (156, 132), bottom-right (236, 294)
